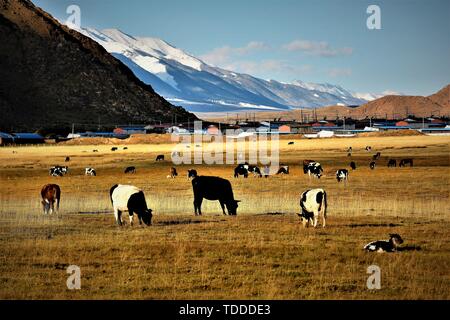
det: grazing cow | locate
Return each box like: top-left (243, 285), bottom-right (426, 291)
top-left (370, 161), bottom-right (376, 170)
top-left (111, 147), bottom-right (118, 151)
top-left (306, 162), bottom-right (323, 179)
top-left (123, 147), bottom-right (128, 150)
top-left (248, 165), bottom-right (262, 177)
top-left (65, 156), bottom-right (70, 162)
top-left (364, 234), bottom-right (404, 252)
top-left (372, 152), bottom-right (381, 160)
top-left (85, 167), bottom-right (96, 176)
top-left (350, 161), bottom-right (357, 170)
top-left (302, 160), bottom-right (315, 174)
top-left (399, 158), bottom-right (413, 167)
top-left (156, 154), bottom-right (164, 161)
top-left (124, 166), bottom-right (136, 174)
top-left (49, 166), bottom-right (68, 176)
top-left (298, 188), bottom-right (327, 228)
top-left (41, 184), bottom-right (61, 215)
top-left (288, 141), bottom-right (294, 145)
top-left (110, 184), bottom-right (152, 226)
top-left (365, 146), bottom-right (372, 152)
top-left (192, 176), bottom-right (240, 216)
top-left (336, 169), bottom-right (349, 182)
top-left (276, 165), bottom-right (290, 175)
top-left (234, 163), bottom-right (249, 178)
top-left (168, 167), bottom-right (178, 178)
top-left (187, 169), bottom-right (198, 179)
top-left (93, 149), bottom-right (98, 152)
top-left (387, 159), bottom-right (397, 167)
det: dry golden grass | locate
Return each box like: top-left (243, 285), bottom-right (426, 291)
top-left (0, 135), bottom-right (449, 299)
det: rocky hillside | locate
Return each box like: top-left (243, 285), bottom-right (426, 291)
top-left (0, 0), bottom-right (196, 132)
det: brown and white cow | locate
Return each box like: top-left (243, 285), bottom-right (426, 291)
top-left (41, 184), bottom-right (61, 215)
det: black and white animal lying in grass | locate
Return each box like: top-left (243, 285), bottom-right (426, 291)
top-left (364, 234), bottom-right (404, 252)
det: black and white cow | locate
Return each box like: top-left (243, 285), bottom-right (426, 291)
top-left (248, 165), bottom-right (262, 177)
top-left (387, 159), bottom-right (397, 167)
top-left (298, 188), bottom-right (327, 228)
top-left (234, 163), bottom-right (249, 178)
top-left (276, 165), bottom-right (290, 175)
top-left (41, 184), bottom-right (61, 215)
top-left (124, 166), bottom-right (136, 174)
top-left (156, 154), bottom-right (165, 161)
top-left (350, 161), bottom-right (357, 170)
top-left (187, 169), bottom-right (198, 179)
top-left (336, 169), bottom-right (349, 182)
top-left (364, 234), bottom-right (404, 252)
top-left (365, 146), bottom-right (372, 152)
top-left (302, 160), bottom-right (316, 174)
top-left (192, 176), bottom-right (240, 215)
top-left (109, 184), bottom-right (153, 226)
top-left (85, 167), bottom-right (96, 176)
top-left (399, 158), bottom-right (413, 167)
top-left (167, 167), bottom-right (178, 178)
top-left (49, 166), bottom-right (68, 176)
top-left (306, 162), bottom-right (323, 179)
top-left (369, 161), bottom-right (376, 170)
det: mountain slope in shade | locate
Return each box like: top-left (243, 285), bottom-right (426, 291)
top-left (76, 27), bottom-right (367, 112)
top-left (0, 0), bottom-right (195, 131)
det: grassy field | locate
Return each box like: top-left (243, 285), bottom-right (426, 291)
top-left (0, 134), bottom-right (449, 299)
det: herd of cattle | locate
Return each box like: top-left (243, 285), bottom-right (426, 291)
top-left (40, 145), bottom-right (415, 244)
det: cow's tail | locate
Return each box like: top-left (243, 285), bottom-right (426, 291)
top-left (321, 190), bottom-right (327, 219)
top-left (109, 184), bottom-right (119, 205)
top-left (55, 185), bottom-right (61, 211)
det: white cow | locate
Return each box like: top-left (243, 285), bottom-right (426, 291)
top-left (109, 184), bottom-right (152, 226)
top-left (298, 188), bottom-right (327, 227)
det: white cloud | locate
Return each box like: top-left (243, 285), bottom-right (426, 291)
top-left (199, 41), bottom-right (269, 66)
top-left (327, 68), bottom-right (352, 77)
top-left (283, 40), bottom-right (353, 57)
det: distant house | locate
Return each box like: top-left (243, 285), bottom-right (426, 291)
top-left (114, 126), bottom-right (147, 135)
top-left (395, 121), bottom-right (409, 127)
top-left (144, 124), bottom-right (170, 134)
top-left (11, 133), bottom-right (45, 144)
top-left (207, 125), bottom-right (220, 135)
top-left (0, 132), bottom-right (15, 145)
top-left (278, 125), bottom-right (291, 133)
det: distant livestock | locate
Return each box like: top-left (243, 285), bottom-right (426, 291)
top-left (288, 141), bottom-right (294, 145)
top-left (347, 147), bottom-right (353, 153)
top-left (306, 162), bottom-right (323, 179)
top-left (399, 159), bottom-right (413, 167)
top-left (123, 147), bottom-right (128, 150)
top-left (41, 184), bottom-right (61, 215)
top-left (124, 166), bottom-right (136, 174)
top-left (370, 161), bottom-right (376, 170)
top-left (302, 160), bottom-right (316, 174)
top-left (234, 163), bottom-right (249, 178)
top-left (192, 176), bottom-right (240, 215)
top-left (276, 165), bottom-right (289, 175)
top-left (156, 155), bottom-right (165, 161)
top-left (49, 166), bottom-right (68, 177)
top-left (248, 165), bottom-right (262, 177)
top-left (364, 234), bottom-right (404, 252)
top-left (167, 167), bottom-right (178, 178)
top-left (372, 152), bottom-right (381, 160)
top-left (109, 184), bottom-right (153, 226)
top-left (387, 159), bottom-right (397, 167)
top-left (298, 188), bottom-right (327, 228)
top-left (365, 146), bottom-right (372, 151)
top-left (350, 161), bottom-right (357, 170)
top-left (187, 169), bottom-right (198, 179)
top-left (65, 156), bottom-right (70, 162)
top-left (111, 147), bottom-right (118, 151)
top-left (85, 167), bottom-right (96, 176)
top-left (93, 149), bottom-right (98, 152)
top-left (336, 169), bottom-right (349, 182)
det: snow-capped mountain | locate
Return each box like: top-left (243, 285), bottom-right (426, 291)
top-left (75, 27), bottom-right (368, 112)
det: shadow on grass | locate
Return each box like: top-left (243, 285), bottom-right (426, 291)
top-left (397, 245), bottom-right (422, 252)
top-left (156, 219), bottom-right (224, 226)
top-left (347, 223), bottom-right (402, 228)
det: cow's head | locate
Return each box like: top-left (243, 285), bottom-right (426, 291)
top-left (227, 200), bottom-right (240, 215)
top-left (298, 211), bottom-right (313, 227)
top-left (142, 208), bottom-right (153, 226)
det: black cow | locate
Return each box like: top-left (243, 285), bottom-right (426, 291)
top-left (124, 166), bottom-right (136, 174)
top-left (156, 154), bottom-right (164, 161)
top-left (234, 163), bottom-right (249, 178)
top-left (399, 158), bottom-right (413, 167)
top-left (276, 165), bottom-right (289, 175)
top-left (387, 159), bottom-right (397, 167)
top-left (187, 169), bottom-right (198, 179)
top-left (373, 152), bottom-right (381, 160)
top-left (65, 156), bottom-right (70, 162)
top-left (370, 161), bottom-right (376, 170)
top-left (350, 161), bottom-right (357, 170)
top-left (192, 176), bottom-right (240, 215)
top-left (288, 141), bottom-right (294, 145)
top-left (111, 147), bottom-right (118, 151)
top-left (364, 234), bottom-right (404, 252)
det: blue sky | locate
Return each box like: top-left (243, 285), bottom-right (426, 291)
top-left (32, 0), bottom-right (449, 96)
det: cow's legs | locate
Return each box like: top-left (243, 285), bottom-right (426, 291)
top-left (219, 200), bottom-right (227, 215)
top-left (49, 201), bottom-right (54, 214)
top-left (129, 212), bottom-right (134, 226)
top-left (114, 208), bottom-right (122, 226)
top-left (313, 213), bottom-right (318, 228)
top-left (194, 197), bottom-right (203, 215)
